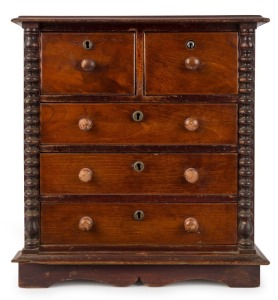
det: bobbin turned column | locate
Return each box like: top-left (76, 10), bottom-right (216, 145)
top-left (238, 23), bottom-right (256, 253)
top-left (23, 25), bottom-right (40, 252)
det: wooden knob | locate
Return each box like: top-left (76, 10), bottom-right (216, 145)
top-left (79, 216), bottom-right (93, 231)
top-left (81, 58), bottom-right (96, 71)
top-left (78, 168), bottom-right (93, 182)
top-left (78, 117), bottom-right (93, 131)
top-left (184, 217), bottom-right (199, 233)
top-left (184, 117), bottom-right (199, 131)
top-left (185, 57), bottom-right (201, 70)
top-left (184, 168), bottom-right (199, 183)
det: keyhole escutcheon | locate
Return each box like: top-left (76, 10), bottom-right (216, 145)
top-left (83, 40), bottom-right (93, 50)
top-left (133, 161), bottom-right (144, 172)
top-left (186, 40), bottom-right (195, 49)
top-left (132, 111), bottom-right (144, 122)
top-left (134, 210), bottom-right (144, 221)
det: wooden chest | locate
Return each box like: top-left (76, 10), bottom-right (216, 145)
top-left (12, 16), bottom-right (269, 288)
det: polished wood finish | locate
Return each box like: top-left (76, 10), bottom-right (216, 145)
top-left (41, 202), bottom-right (237, 246)
top-left (41, 194), bottom-right (238, 203)
top-left (40, 103), bottom-right (237, 145)
top-left (12, 16), bottom-right (270, 26)
top-left (41, 33), bottom-right (135, 95)
top-left (40, 153), bottom-right (237, 195)
top-left (40, 94), bottom-right (239, 103)
top-left (18, 264), bottom-right (261, 288)
top-left (12, 16), bottom-right (269, 288)
top-left (13, 245), bottom-right (270, 265)
top-left (40, 144), bottom-right (238, 153)
top-left (145, 33), bottom-right (238, 95)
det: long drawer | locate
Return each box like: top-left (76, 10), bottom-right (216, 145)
top-left (40, 153), bottom-right (237, 195)
top-left (41, 202), bottom-right (237, 246)
top-left (40, 103), bottom-right (237, 145)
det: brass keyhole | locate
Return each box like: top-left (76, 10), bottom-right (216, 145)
top-left (132, 111), bottom-right (144, 122)
top-left (133, 161), bottom-right (144, 172)
top-left (83, 40), bottom-right (93, 50)
top-left (186, 40), bottom-right (195, 49)
top-left (134, 210), bottom-right (144, 221)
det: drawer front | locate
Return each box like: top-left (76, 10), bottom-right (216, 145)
top-left (41, 202), bottom-right (237, 246)
top-left (41, 103), bottom-right (237, 145)
top-left (145, 32), bottom-right (238, 95)
top-left (41, 33), bottom-right (135, 95)
top-left (40, 153), bottom-right (237, 195)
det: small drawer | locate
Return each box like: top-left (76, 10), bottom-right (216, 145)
top-left (40, 153), bottom-right (237, 195)
top-left (41, 103), bottom-right (237, 145)
top-left (41, 33), bottom-right (135, 95)
top-left (145, 32), bottom-right (238, 95)
top-left (41, 202), bottom-right (237, 246)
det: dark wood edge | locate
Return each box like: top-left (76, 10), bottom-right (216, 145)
top-left (39, 24), bottom-right (241, 32)
top-left (39, 245), bottom-right (237, 252)
top-left (23, 26), bottom-right (40, 251)
top-left (12, 245), bottom-right (269, 265)
top-left (11, 15), bottom-right (270, 25)
top-left (237, 23), bottom-right (256, 252)
top-left (40, 94), bottom-right (239, 102)
top-left (40, 145), bottom-right (238, 153)
top-left (40, 194), bottom-right (238, 203)
top-left (17, 264), bottom-right (261, 287)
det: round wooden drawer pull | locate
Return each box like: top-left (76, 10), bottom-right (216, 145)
top-left (81, 58), bottom-right (96, 71)
top-left (78, 168), bottom-right (93, 182)
top-left (184, 117), bottom-right (199, 131)
top-left (184, 217), bottom-right (199, 233)
top-left (185, 56), bottom-right (201, 70)
top-left (184, 168), bottom-right (199, 183)
top-left (79, 216), bottom-right (93, 231)
top-left (78, 117), bottom-right (93, 131)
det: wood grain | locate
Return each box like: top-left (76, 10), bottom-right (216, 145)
top-left (40, 194), bottom-right (238, 204)
top-left (145, 32), bottom-right (238, 94)
top-left (13, 245), bottom-right (270, 265)
top-left (41, 33), bottom-right (135, 95)
top-left (41, 202), bottom-right (237, 246)
top-left (12, 15), bottom-right (270, 26)
top-left (18, 264), bottom-right (260, 288)
top-left (40, 153), bottom-right (238, 195)
top-left (40, 144), bottom-right (238, 153)
top-left (40, 103), bottom-right (237, 145)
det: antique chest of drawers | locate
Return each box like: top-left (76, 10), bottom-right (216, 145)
top-left (12, 16), bottom-right (269, 288)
